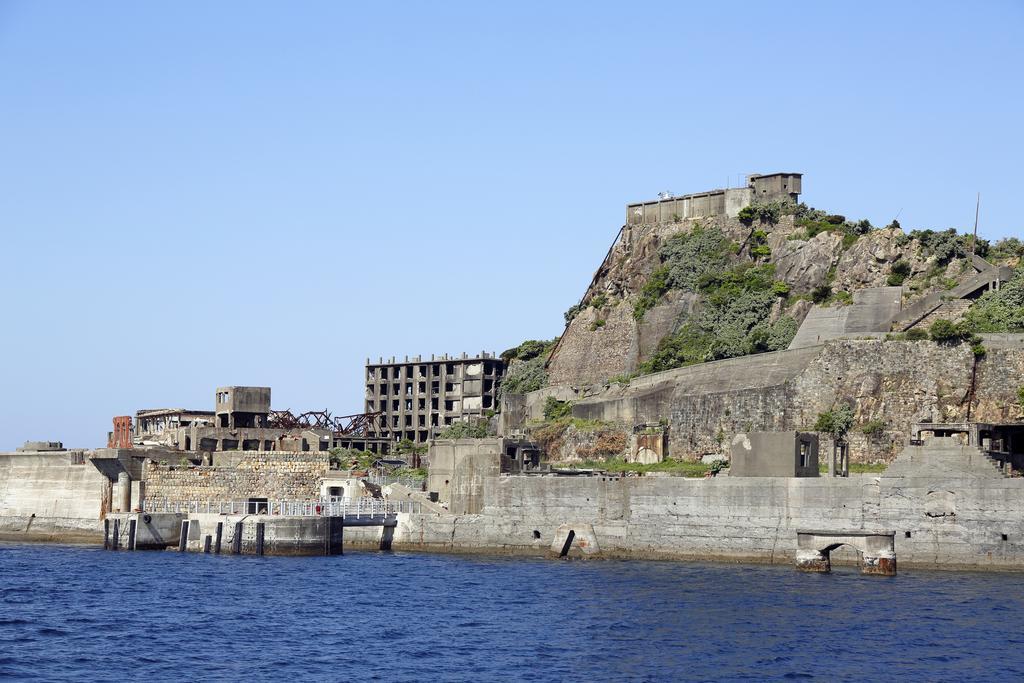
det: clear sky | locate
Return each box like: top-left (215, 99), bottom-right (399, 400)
top-left (1, 1), bottom-right (1021, 449)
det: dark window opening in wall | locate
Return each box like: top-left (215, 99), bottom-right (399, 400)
top-left (432, 364), bottom-right (440, 375)
top-left (431, 414), bottom-right (439, 426)
top-left (392, 400), bottom-right (399, 411)
top-left (444, 417), bottom-right (453, 425)
top-left (418, 399), bottom-right (426, 410)
top-left (379, 383), bottom-right (388, 395)
top-left (445, 382), bottom-right (456, 392)
top-left (444, 400), bottom-right (454, 411)
top-left (380, 368), bottom-right (389, 380)
top-left (484, 379), bottom-right (493, 392)
top-left (219, 414), bottom-right (229, 428)
top-left (431, 398), bottom-right (439, 410)
top-left (905, 531), bottom-right (912, 538)
top-left (264, 440), bottom-right (274, 451)
top-left (446, 363), bottom-right (455, 374)
top-left (799, 442), bottom-right (810, 469)
top-left (405, 400), bottom-right (413, 411)
top-left (319, 441), bottom-right (329, 451)
top-left (431, 382), bottom-right (440, 395)
top-left (418, 382), bottom-right (426, 394)
top-left (405, 383), bottom-right (413, 396)
top-left (392, 383), bottom-right (400, 394)
top-left (236, 413), bottom-right (257, 428)
top-left (221, 439), bottom-right (239, 451)
top-left (247, 497), bottom-right (269, 514)
top-left (199, 437), bottom-right (218, 451)
top-left (242, 439), bottom-right (260, 451)
top-left (379, 400), bottom-right (387, 411)
top-left (418, 366), bottom-right (427, 378)
top-left (418, 430), bottom-right (428, 442)
top-left (484, 362), bottom-right (492, 374)
top-left (483, 396), bottom-right (493, 409)
top-left (392, 416), bottom-right (399, 427)
top-left (185, 436), bottom-right (192, 450)
top-left (1003, 533), bottom-right (1009, 541)
top-left (405, 415), bottom-right (412, 427)
top-left (405, 431), bottom-right (414, 441)
top-left (418, 415), bottom-right (426, 426)
top-left (301, 439), bottom-right (309, 452)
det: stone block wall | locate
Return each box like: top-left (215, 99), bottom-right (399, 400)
top-left (143, 451), bottom-right (328, 503)
top-left (570, 338), bottom-right (1024, 463)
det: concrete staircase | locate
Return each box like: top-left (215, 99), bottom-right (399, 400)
top-left (890, 261), bottom-right (1014, 332)
top-left (882, 437), bottom-right (1006, 479)
top-left (789, 287), bottom-right (901, 349)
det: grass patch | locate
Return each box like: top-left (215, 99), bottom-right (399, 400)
top-left (818, 462), bottom-right (888, 474)
top-left (565, 457), bottom-right (713, 476)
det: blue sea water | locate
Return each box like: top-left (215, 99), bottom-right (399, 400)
top-left (1, 543), bottom-right (1023, 682)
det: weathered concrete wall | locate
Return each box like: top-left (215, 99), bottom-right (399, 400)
top-left (393, 438), bottom-right (1024, 570)
top-left (570, 338), bottom-right (1024, 462)
top-left (0, 451), bottom-right (109, 542)
top-left (143, 451), bottom-right (327, 503)
top-left (426, 439), bottom-right (502, 514)
top-left (729, 431), bottom-right (818, 477)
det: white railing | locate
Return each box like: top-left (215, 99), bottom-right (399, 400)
top-left (140, 498), bottom-right (421, 517)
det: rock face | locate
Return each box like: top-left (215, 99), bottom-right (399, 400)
top-left (569, 338), bottom-right (1024, 463)
top-left (547, 213), bottom-right (978, 387)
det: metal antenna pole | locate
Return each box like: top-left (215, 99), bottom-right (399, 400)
top-left (969, 192), bottom-right (980, 257)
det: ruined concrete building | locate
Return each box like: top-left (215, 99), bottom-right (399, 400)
top-left (626, 172), bottom-right (802, 224)
top-left (128, 386), bottom-right (389, 454)
top-left (364, 353), bottom-right (505, 444)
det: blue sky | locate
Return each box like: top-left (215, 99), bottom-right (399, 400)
top-left (1, 1), bottom-right (1021, 449)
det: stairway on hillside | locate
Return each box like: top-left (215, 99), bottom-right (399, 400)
top-left (882, 436), bottom-right (1007, 478)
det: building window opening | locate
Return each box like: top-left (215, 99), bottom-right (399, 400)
top-left (247, 498), bottom-right (269, 514)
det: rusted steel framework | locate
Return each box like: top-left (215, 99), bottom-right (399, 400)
top-left (266, 409), bottom-right (382, 436)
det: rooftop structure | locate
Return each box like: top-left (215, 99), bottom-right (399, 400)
top-left (365, 352), bottom-right (505, 444)
top-left (626, 172), bottom-right (802, 225)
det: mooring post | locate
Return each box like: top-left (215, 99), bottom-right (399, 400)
top-left (232, 522), bottom-right (243, 554)
top-left (128, 518), bottom-right (137, 551)
top-left (103, 518), bottom-right (110, 550)
top-left (178, 520), bottom-right (189, 552)
top-left (203, 535), bottom-right (212, 553)
top-left (214, 522), bottom-right (223, 554)
top-left (255, 522), bottom-right (265, 556)
top-left (112, 518), bottom-right (120, 551)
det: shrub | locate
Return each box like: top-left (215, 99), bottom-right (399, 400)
top-left (501, 339), bottom-right (556, 362)
top-left (814, 404), bottom-right (855, 440)
top-left (811, 285), bottom-right (832, 304)
top-left (929, 319), bottom-right (963, 344)
top-left (772, 281), bottom-right (790, 297)
top-left (887, 259), bottom-right (912, 286)
top-left (962, 268), bottom-right (1024, 332)
top-left (589, 293), bottom-right (608, 310)
top-left (438, 422), bottom-right (490, 439)
top-left (501, 355), bottom-right (549, 395)
top-left (1018, 387), bottom-right (1024, 410)
top-left (738, 206), bottom-right (757, 224)
top-left (861, 420), bottom-right (887, 437)
top-left (633, 265), bottom-right (670, 320)
top-left (905, 327), bottom-right (929, 341)
top-left (563, 304), bottom-right (582, 323)
top-left (589, 319), bottom-right (606, 331)
top-left (542, 397), bottom-right (573, 421)
top-left (971, 342), bottom-right (987, 358)
top-left (826, 214), bottom-right (846, 225)
top-left (833, 290), bottom-right (853, 306)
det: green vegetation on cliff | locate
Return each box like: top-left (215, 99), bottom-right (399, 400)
top-left (633, 225), bottom-right (733, 320)
top-left (640, 264), bottom-right (796, 373)
top-left (963, 267), bottom-right (1024, 332)
top-left (499, 338), bottom-right (558, 396)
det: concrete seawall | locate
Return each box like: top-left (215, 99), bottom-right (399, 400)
top-left (390, 441), bottom-right (1024, 571)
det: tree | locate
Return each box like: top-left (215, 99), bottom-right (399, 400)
top-left (814, 404), bottom-right (855, 442)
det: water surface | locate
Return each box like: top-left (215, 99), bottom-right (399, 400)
top-left (0, 543), bottom-right (1020, 681)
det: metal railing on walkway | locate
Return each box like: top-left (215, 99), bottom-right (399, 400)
top-left (140, 498), bottom-right (421, 517)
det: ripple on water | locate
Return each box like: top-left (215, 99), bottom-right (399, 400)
top-left (0, 544), bottom-right (1023, 681)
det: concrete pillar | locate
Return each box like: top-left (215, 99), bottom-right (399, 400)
top-left (861, 553), bottom-right (897, 576)
top-left (117, 472), bottom-right (131, 513)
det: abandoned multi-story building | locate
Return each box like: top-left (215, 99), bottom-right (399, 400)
top-left (626, 172), bottom-right (802, 225)
top-left (364, 353), bottom-right (505, 444)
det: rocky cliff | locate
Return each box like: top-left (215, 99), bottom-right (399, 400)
top-left (546, 208), bottom-right (1001, 387)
